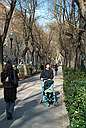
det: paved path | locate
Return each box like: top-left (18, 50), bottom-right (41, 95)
top-left (0, 66), bottom-right (69, 128)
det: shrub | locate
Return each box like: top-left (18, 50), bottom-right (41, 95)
top-left (63, 68), bottom-right (86, 128)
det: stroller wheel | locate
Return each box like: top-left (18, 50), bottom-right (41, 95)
top-left (40, 100), bottom-right (43, 104)
top-left (48, 103), bottom-right (50, 107)
top-left (53, 102), bottom-right (58, 107)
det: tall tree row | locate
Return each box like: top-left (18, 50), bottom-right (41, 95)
top-left (51, 0), bottom-right (86, 69)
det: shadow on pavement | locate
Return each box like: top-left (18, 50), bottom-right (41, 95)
top-left (16, 92), bottom-right (41, 105)
top-left (0, 98), bottom-right (50, 128)
top-left (0, 98), bottom-right (5, 117)
top-left (23, 92), bottom-right (41, 101)
top-left (18, 81), bottom-right (39, 93)
top-left (19, 75), bottom-right (40, 85)
top-left (0, 92), bottom-right (41, 128)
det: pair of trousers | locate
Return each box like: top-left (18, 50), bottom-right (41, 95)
top-left (55, 71), bottom-right (57, 76)
top-left (6, 101), bottom-right (15, 118)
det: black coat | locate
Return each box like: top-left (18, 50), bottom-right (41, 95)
top-left (40, 68), bottom-right (54, 80)
top-left (1, 69), bottom-right (18, 102)
top-left (55, 64), bottom-right (58, 71)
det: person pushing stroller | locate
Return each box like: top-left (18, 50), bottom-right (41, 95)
top-left (40, 63), bottom-right (56, 105)
top-left (40, 63), bottom-right (54, 81)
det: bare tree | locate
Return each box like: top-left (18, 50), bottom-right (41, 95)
top-left (0, 0), bottom-right (16, 70)
top-left (18, 0), bottom-right (37, 65)
top-left (49, 0), bottom-right (86, 69)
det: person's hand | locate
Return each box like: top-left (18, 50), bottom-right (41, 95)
top-left (41, 78), bottom-right (43, 81)
top-left (48, 79), bottom-right (51, 80)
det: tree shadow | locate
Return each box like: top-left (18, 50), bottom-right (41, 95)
top-left (0, 90), bottom-right (42, 127)
top-left (18, 81), bottom-right (40, 93)
top-left (18, 75), bottom-right (40, 93)
top-left (0, 97), bottom-right (50, 128)
top-left (0, 97), bottom-right (15, 128)
top-left (19, 75), bottom-right (40, 85)
top-left (0, 98), bottom-right (5, 117)
top-left (0, 90), bottom-right (68, 128)
top-left (23, 92), bottom-right (41, 101)
top-left (16, 92), bottom-right (41, 105)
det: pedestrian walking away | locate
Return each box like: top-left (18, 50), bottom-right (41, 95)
top-left (40, 64), bottom-right (44, 71)
top-left (1, 60), bottom-right (19, 120)
top-left (54, 64), bottom-right (58, 76)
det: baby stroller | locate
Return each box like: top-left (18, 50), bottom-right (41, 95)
top-left (41, 79), bottom-right (59, 107)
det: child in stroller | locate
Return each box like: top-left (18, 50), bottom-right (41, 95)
top-left (42, 79), bottom-right (58, 106)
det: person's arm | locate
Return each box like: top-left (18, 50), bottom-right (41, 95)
top-left (40, 70), bottom-right (45, 80)
top-left (1, 72), bottom-right (4, 83)
top-left (1, 71), bottom-right (7, 83)
top-left (16, 70), bottom-right (19, 81)
top-left (50, 69), bottom-right (54, 79)
top-left (40, 71), bottom-right (43, 79)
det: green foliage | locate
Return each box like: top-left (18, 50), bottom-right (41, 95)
top-left (63, 68), bottom-right (86, 128)
top-left (18, 65), bottom-right (25, 78)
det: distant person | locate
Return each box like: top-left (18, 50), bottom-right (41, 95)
top-left (55, 64), bottom-right (58, 76)
top-left (1, 60), bottom-right (19, 120)
top-left (13, 65), bottom-right (19, 88)
top-left (40, 64), bottom-right (44, 71)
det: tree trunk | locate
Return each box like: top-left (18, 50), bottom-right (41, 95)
top-left (2, 0), bottom-right (16, 44)
top-left (74, 46), bottom-right (81, 69)
top-left (0, 0), bottom-right (16, 84)
top-left (69, 52), bottom-right (71, 68)
top-left (74, 0), bottom-right (86, 70)
top-left (31, 49), bottom-right (35, 66)
top-left (0, 36), bottom-right (3, 71)
top-left (64, 50), bottom-right (68, 67)
top-left (0, 36), bottom-right (3, 86)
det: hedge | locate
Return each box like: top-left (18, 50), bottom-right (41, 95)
top-left (63, 68), bottom-right (86, 128)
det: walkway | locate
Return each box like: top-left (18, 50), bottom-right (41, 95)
top-left (0, 66), bottom-right (69, 128)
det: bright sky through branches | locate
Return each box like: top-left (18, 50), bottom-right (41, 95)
top-left (36, 0), bottom-right (54, 26)
top-left (0, 0), bottom-right (78, 27)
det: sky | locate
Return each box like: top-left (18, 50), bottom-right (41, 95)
top-left (36, 0), bottom-right (54, 27)
top-left (1, 0), bottom-right (78, 27)
top-left (0, 0), bottom-right (55, 27)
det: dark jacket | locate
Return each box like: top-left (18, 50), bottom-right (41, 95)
top-left (55, 64), bottom-right (58, 71)
top-left (40, 68), bottom-right (54, 80)
top-left (1, 68), bottom-right (18, 102)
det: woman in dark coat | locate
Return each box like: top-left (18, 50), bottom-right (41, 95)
top-left (1, 60), bottom-right (19, 120)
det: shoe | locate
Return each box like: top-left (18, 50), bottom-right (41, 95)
top-left (40, 100), bottom-right (43, 104)
top-left (48, 104), bottom-right (50, 107)
top-left (53, 102), bottom-right (58, 107)
top-left (7, 113), bottom-right (13, 120)
top-left (7, 116), bottom-right (13, 120)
